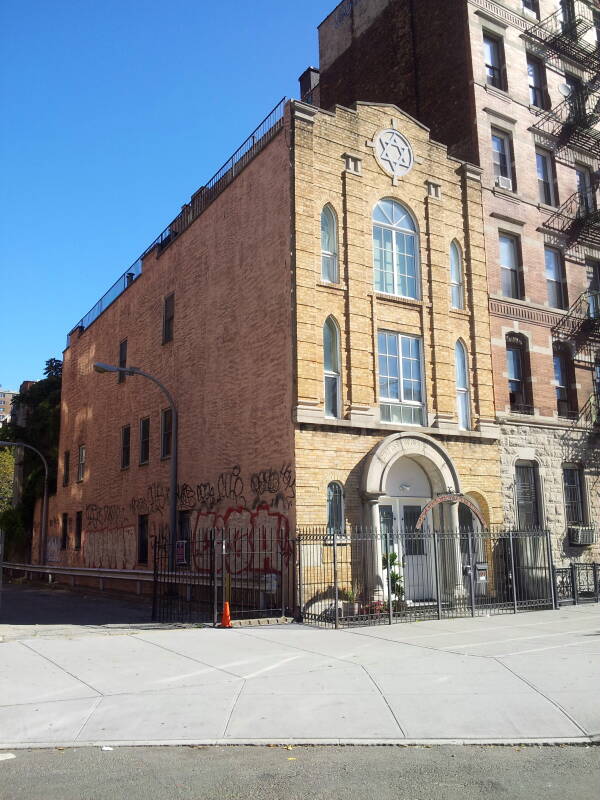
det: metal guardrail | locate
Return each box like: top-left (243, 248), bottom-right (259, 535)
top-left (66, 97), bottom-right (287, 348)
top-left (1, 561), bottom-right (153, 594)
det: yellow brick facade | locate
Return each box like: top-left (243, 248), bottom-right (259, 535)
top-left (291, 101), bottom-right (503, 529)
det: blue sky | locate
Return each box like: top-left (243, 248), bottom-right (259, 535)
top-left (0, 0), bottom-right (335, 391)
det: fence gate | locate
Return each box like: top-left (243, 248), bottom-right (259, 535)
top-left (152, 526), bottom-right (295, 624)
top-left (298, 528), bottom-right (555, 628)
top-left (554, 562), bottom-right (600, 605)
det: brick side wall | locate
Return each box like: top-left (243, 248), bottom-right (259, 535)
top-left (35, 122), bottom-right (295, 569)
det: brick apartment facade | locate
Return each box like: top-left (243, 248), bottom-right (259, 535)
top-left (314, 0), bottom-right (600, 564)
top-left (34, 100), bottom-right (505, 598)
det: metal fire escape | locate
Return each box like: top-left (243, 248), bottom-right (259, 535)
top-left (524, 3), bottom-right (600, 73)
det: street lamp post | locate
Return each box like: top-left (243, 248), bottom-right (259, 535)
top-left (0, 440), bottom-right (49, 564)
top-left (93, 363), bottom-right (178, 567)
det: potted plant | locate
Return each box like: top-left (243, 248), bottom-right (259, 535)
top-left (342, 587), bottom-right (360, 617)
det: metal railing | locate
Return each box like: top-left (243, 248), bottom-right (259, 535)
top-left (66, 98), bottom-right (287, 348)
top-left (298, 527), bottom-right (555, 628)
top-left (1, 561), bottom-right (153, 594)
top-left (531, 88), bottom-right (600, 157)
top-left (554, 562), bottom-right (600, 604)
top-left (544, 188), bottom-right (600, 249)
top-left (551, 289), bottom-right (600, 359)
top-left (152, 524), bottom-right (295, 624)
top-left (524, 3), bottom-right (600, 71)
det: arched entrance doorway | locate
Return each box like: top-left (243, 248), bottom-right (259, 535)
top-left (361, 433), bottom-right (484, 603)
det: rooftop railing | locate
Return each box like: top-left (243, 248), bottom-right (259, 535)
top-left (66, 97), bottom-right (287, 348)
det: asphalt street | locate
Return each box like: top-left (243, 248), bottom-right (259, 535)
top-left (1, 744), bottom-right (598, 800)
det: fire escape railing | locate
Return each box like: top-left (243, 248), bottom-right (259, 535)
top-left (524, 3), bottom-right (600, 72)
top-left (531, 88), bottom-right (600, 158)
top-left (543, 186), bottom-right (600, 249)
top-left (552, 290), bottom-right (600, 359)
top-left (575, 389), bottom-right (600, 430)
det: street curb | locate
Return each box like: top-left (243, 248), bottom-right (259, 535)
top-left (1, 735), bottom-right (599, 750)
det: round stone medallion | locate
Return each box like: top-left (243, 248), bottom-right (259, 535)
top-left (373, 128), bottom-right (414, 180)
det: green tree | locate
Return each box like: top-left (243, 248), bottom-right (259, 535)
top-left (0, 448), bottom-right (15, 514)
top-left (0, 358), bottom-right (62, 559)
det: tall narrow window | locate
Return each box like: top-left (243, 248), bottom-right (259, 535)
top-left (483, 33), bottom-right (505, 89)
top-left (576, 166), bottom-right (596, 216)
top-left (545, 247), bottom-right (567, 309)
top-left (455, 341), bottom-right (471, 430)
top-left (61, 513), bottom-right (68, 550)
top-left (75, 511), bottom-right (82, 551)
top-left (323, 317), bottom-right (341, 418)
top-left (77, 444), bottom-right (86, 482)
top-left (62, 450), bottom-right (70, 486)
top-left (515, 462), bottom-right (541, 529)
top-left (523, 0), bottom-right (539, 18)
top-left (536, 148), bottom-right (557, 206)
top-left (118, 339), bottom-right (127, 384)
top-left (450, 241), bottom-right (464, 309)
top-left (526, 54), bottom-right (546, 107)
top-left (327, 482), bottom-right (344, 535)
top-left (506, 334), bottom-right (532, 414)
top-left (121, 424), bottom-right (131, 469)
top-left (553, 344), bottom-right (576, 417)
top-left (163, 292), bottom-right (175, 343)
top-left (138, 514), bottom-right (149, 564)
top-left (491, 130), bottom-right (514, 190)
top-left (499, 233), bottom-right (523, 299)
top-left (177, 510), bottom-right (191, 564)
top-left (320, 206), bottom-right (338, 283)
top-left (161, 408), bottom-right (173, 458)
top-left (139, 418), bottom-right (150, 465)
top-left (372, 199), bottom-right (419, 299)
top-left (563, 466), bottom-right (586, 525)
top-left (378, 331), bottom-right (425, 425)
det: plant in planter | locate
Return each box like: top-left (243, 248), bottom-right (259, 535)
top-left (340, 587), bottom-right (360, 616)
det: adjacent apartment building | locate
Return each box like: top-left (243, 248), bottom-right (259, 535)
top-left (311, 0), bottom-right (600, 562)
top-left (34, 98), bottom-right (505, 591)
top-left (0, 387), bottom-right (16, 424)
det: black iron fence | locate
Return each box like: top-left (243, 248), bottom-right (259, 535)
top-left (297, 528), bottom-right (555, 628)
top-left (554, 562), bottom-right (600, 605)
top-left (152, 525), bottom-right (294, 624)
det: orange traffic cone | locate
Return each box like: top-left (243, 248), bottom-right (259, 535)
top-left (220, 601), bottom-right (232, 628)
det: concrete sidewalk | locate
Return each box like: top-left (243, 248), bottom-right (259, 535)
top-left (0, 604), bottom-right (598, 747)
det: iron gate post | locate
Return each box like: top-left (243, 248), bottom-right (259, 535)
top-left (571, 561), bottom-right (579, 605)
top-left (332, 527), bottom-right (339, 630)
top-left (433, 531), bottom-right (442, 620)
top-left (212, 529), bottom-right (218, 627)
top-left (466, 528), bottom-right (476, 617)
top-left (280, 536), bottom-right (285, 619)
top-left (151, 537), bottom-right (158, 622)
top-left (593, 563), bottom-right (599, 603)
top-left (297, 534), bottom-right (304, 622)
top-left (508, 529), bottom-right (518, 614)
top-left (544, 528), bottom-right (558, 610)
top-left (386, 529), bottom-right (393, 626)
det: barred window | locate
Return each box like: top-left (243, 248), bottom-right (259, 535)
top-left (327, 482), bottom-right (344, 534)
top-left (563, 466), bottom-right (585, 525)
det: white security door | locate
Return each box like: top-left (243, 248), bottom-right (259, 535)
top-left (400, 503), bottom-right (436, 602)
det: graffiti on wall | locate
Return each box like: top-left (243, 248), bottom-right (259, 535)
top-left (69, 463), bottom-right (295, 571)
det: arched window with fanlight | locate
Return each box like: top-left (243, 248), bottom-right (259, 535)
top-left (327, 481), bottom-right (344, 535)
top-left (321, 205), bottom-right (338, 283)
top-left (323, 316), bottom-right (341, 418)
top-left (450, 241), bottom-right (464, 309)
top-left (372, 199), bottom-right (419, 299)
top-left (455, 340), bottom-right (471, 430)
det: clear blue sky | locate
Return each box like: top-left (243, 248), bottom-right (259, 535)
top-left (0, 0), bottom-right (335, 391)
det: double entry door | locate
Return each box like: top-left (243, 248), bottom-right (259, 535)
top-left (379, 499), bottom-right (436, 602)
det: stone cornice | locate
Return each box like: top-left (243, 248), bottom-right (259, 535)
top-left (469, 0), bottom-right (529, 31)
top-left (489, 297), bottom-right (565, 328)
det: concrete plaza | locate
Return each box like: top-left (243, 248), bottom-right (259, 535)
top-left (0, 586), bottom-right (598, 747)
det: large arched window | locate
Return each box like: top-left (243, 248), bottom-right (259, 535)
top-left (323, 316), bottom-right (341, 418)
top-left (321, 205), bottom-right (338, 283)
top-left (373, 199), bottom-right (419, 299)
top-left (327, 482), bottom-right (344, 534)
top-left (450, 241), bottom-right (464, 309)
top-left (455, 340), bottom-right (471, 430)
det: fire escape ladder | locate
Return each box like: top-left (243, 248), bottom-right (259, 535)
top-left (552, 290), bottom-right (600, 361)
top-left (573, 390), bottom-right (600, 431)
top-left (543, 183), bottom-right (600, 249)
top-left (532, 88), bottom-right (600, 158)
top-left (524, 3), bottom-right (600, 71)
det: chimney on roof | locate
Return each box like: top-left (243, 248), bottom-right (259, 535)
top-left (298, 67), bottom-right (320, 105)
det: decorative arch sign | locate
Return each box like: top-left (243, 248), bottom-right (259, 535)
top-left (415, 493), bottom-right (486, 530)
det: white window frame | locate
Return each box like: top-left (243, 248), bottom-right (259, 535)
top-left (320, 205), bottom-right (338, 283)
top-left (545, 246), bottom-right (566, 309)
top-left (491, 128), bottom-right (514, 189)
top-left (499, 233), bottom-right (523, 299)
top-left (455, 340), bottom-right (471, 430)
top-left (378, 331), bottom-right (425, 426)
top-left (77, 444), bottom-right (86, 482)
top-left (323, 316), bottom-right (342, 419)
top-left (483, 33), bottom-right (504, 89)
top-left (526, 54), bottom-right (545, 107)
top-left (372, 199), bottom-right (420, 300)
top-left (536, 148), bottom-right (557, 207)
top-left (450, 241), bottom-right (464, 309)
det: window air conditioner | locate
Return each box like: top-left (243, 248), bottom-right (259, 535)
top-left (495, 176), bottom-right (513, 191)
top-left (568, 525), bottom-right (596, 546)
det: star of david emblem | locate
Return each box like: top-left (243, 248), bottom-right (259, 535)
top-left (371, 128), bottom-right (414, 182)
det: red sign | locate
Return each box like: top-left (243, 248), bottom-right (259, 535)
top-left (415, 494), bottom-right (486, 530)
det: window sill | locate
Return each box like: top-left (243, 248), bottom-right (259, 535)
top-left (121, 466), bottom-right (130, 471)
top-left (160, 455), bottom-right (172, 461)
top-left (139, 461), bottom-right (149, 467)
top-left (449, 307), bottom-right (470, 317)
top-left (491, 187), bottom-right (521, 204)
top-left (317, 281), bottom-right (346, 292)
top-left (484, 84), bottom-right (511, 104)
top-left (538, 202), bottom-right (559, 214)
top-left (373, 292), bottom-right (423, 308)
